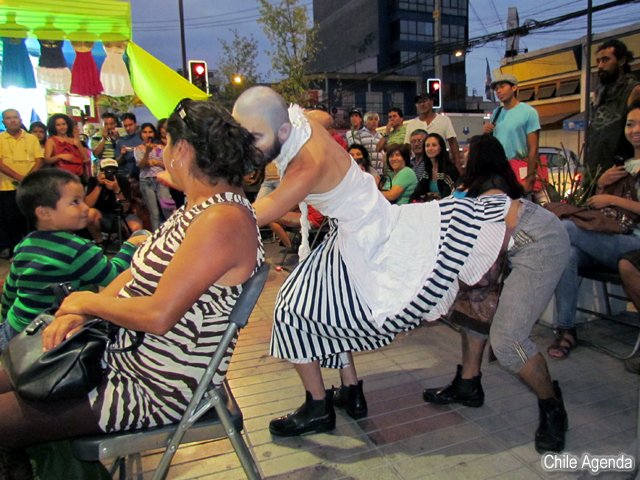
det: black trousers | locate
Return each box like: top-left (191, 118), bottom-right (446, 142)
top-left (0, 190), bottom-right (27, 252)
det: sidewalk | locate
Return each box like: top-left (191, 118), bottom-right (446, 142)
top-left (0, 243), bottom-right (638, 479)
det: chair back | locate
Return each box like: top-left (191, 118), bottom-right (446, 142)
top-left (230, 263), bottom-right (269, 329)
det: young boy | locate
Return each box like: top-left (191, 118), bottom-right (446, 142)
top-left (0, 169), bottom-right (148, 350)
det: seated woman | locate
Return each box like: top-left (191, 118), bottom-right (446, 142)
top-left (422, 134), bottom-right (570, 453)
top-left (379, 143), bottom-right (417, 205)
top-left (44, 113), bottom-right (89, 180)
top-left (550, 101), bottom-right (640, 359)
top-left (134, 122), bottom-right (176, 230)
top-left (0, 99), bottom-right (264, 473)
top-left (348, 143), bottom-right (380, 185)
top-left (410, 132), bottom-right (459, 202)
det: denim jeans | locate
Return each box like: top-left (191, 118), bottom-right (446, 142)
top-left (489, 200), bottom-right (570, 373)
top-left (139, 177), bottom-right (176, 230)
top-left (554, 220), bottom-right (640, 329)
top-left (0, 321), bottom-right (19, 352)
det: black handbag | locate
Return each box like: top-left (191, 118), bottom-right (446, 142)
top-left (1, 282), bottom-right (145, 402)
top-left (2, 315), bottom-right (111, 401)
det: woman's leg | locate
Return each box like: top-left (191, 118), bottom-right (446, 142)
top-left (0, 370), bottom-right (102, 448)
top-left (139, 178), bottom-right (161, 230)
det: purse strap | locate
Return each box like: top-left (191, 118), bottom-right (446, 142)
top-left (50, 282), bottom-right (145, 354)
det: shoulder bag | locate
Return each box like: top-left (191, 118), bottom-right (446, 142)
top-left (1, 284), bottom-right (144, 401)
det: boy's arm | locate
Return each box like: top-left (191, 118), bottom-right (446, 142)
top-left (73, 240), bottom-right (138, 287)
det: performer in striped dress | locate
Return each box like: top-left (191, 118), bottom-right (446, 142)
top-left (0, 99), bottom-right (264, 462)
top-left (233, 86), bottom-right (518, 437)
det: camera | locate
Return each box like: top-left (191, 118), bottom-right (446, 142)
top-left (103, 168), bottom-right (117, 181)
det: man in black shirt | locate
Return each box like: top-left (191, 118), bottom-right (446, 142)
top-left (85, 159), bottom-right (142, 244)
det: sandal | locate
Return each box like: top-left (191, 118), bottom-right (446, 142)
top-left (547, 328), bottom-right (577, 360)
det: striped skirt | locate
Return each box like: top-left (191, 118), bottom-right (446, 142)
top-left (270, 196), bottom-right (508, 369)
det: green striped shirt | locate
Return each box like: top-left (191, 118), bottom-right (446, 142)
top-left (1, 231), bottom-right (136, 332)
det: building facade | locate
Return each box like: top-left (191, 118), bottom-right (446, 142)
top-left (310, 0), bottom-right (469, 117)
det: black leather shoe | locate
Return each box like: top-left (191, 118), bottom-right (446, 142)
top-left (535, 381), bottom-right (568, 453)
top-left (423, 364), bottom-right (484, 408)
top-left (269, 391), bottom-right (336, 437)
top-left (333, 380), bottom-right (368, 419)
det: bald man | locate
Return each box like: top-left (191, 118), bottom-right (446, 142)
top-left (233, 87), bottom-right (514, 437)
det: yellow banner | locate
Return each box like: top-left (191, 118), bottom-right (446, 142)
top-left (127, 42), bottom-right (209, 119)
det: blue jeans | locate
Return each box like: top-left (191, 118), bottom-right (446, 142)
top-left (139, 177), bottom-right (176, 230)
top-left (0, 321), bottom-right (19, 352)
top-left (489, 200), bottom-right (570, 372)
top-left (554, 220), bottom-right (640, 329)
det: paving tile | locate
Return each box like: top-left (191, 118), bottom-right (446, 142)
top-left (47, 242), bottom-right (637, 479)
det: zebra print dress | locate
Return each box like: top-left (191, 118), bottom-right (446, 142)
top-left (88, 192), bottom-right (264, 432)
top-left (270, 161), bottom-right (509, 369)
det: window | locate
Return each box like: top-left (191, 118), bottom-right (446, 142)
top-left (557, 80), bottom-right (580, 96)
top-left (342, 91), bottom-right (355, 108)
top-left (537, 84), bottom-right (556, 100)
top-left (397, 0), bottom-right (433, 12)
top-left (391, 92), bottom-right (405, 108)
top-left (366, 92), bottom-right (383, 114)
top-left (517, 88), bottom-right (535, 102)
top-left (400, 20), bottom-right (434, 41)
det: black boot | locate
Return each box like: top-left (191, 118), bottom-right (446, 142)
top-left (535, 380), bottom-right (568, 453)
top-left (269, 390), bottom-right (336, 437)
top-left (423, 364), bottom-right (484, 408)
top-left (333, 380), bottom-right (368, 419)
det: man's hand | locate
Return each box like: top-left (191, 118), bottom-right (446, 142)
top-left (523, 177), bottom-right (535, 194)
top-left (103, 177), bottom-right (120, 192)
top-left (482, 122), bottom-right (495, 135)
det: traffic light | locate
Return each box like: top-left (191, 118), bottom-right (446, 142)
top-left (188, 60), bottom-right (209, 93)
top-left (427, 78), bottom-right (442, 109)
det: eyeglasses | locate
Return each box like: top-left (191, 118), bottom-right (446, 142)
top-left (174, 98), bottom-right (194, 130)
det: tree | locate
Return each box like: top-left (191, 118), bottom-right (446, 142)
top-left (214, 29), bottom-right (260, 109)
top-left (258, 0), bottom-right (319, 104)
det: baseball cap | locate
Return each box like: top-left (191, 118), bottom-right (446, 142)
top-left (100, 158), bottom-right (118, 170)
top-left (349, 107), bottom-right (362, 117)
top-left (490, 73), bottom-right (518, 89)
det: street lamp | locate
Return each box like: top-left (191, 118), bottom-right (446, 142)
top-left (232, 74), bottom-right (243, 85)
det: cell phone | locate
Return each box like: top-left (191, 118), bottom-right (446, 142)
top-left (613, 155), bottom-right (626, 166)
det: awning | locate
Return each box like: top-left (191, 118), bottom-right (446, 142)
top-left (539, 111), bottom-right (579, 128)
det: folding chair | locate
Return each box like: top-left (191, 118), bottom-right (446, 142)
top-left (577, 266), bottom-right (640, 359)
top-left (71, 263), bottom-right (270, 480)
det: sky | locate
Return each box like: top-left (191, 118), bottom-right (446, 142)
top-left (129, 0), bottom-right (640, 99)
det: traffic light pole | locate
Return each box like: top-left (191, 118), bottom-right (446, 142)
top-left (434, 0), bottom-right (443, 88)
top-left (179, 0), bottom-right (188, 77)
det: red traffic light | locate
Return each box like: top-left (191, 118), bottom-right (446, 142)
top-left (188, 60), bottom-right (209, 93)
top-left (427, 78), bottom-right (442, 109)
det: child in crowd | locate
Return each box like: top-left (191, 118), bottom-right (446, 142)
top-left (0, 169), bottom-right (148, 350)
